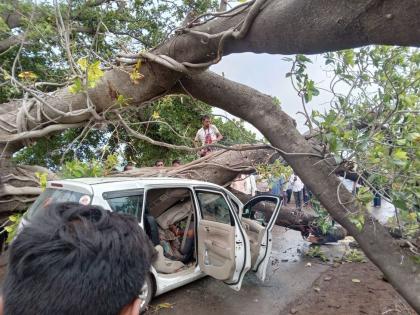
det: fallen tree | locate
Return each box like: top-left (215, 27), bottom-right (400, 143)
top-left (0, 147), bottom-right (346, 243)
top-left (0, 0), bottom-right (419, 310)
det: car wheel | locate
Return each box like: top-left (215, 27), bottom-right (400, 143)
top-left (139, 273), bottom-right (154, 314)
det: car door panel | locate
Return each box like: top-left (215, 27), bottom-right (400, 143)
top-left (198, 220), bottom-right (235, 280)
top-left (242, 218), bottom-right (265, 266)
top-left (195, 189), bottom-right (251, 291)
top-left (241, 195), bottom-right (282, 281)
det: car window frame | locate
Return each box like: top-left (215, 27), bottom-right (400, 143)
top-left (102, 189), bottom-right (144, 221)
top-left (194, 188), bottom-right (235, 226)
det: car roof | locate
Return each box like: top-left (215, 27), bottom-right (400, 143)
top-left (48, 177), bottom-right (220, 190)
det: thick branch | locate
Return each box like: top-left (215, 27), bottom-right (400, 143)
top-left (1, 0), bottom-right (419, 152)
top-left (118, 147), bottom-right (277, 185)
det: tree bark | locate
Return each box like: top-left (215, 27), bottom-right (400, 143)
top-left (178, 71), bottom-right (420, 312)
top-left (0, 165), bottom-right (57, 218)
top-left (118, 147), bottom-right (277, 185)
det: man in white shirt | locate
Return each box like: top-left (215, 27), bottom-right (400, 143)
top-left (194, 115), bottom-right (223, 157)
top-left (289, 173), bottom-right (304, 210)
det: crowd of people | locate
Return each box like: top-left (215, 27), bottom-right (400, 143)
top-left (230, 172), bottom-right (312, 211)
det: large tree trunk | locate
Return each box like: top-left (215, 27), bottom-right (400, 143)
top-left (178, 72), bottom-right (420, 312)
top-left (1, 0), bottom-right (419, 153)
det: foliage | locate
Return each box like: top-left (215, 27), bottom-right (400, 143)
top-left (35, 172), bottom-right (48, 190)
top-left (387, 210), bottom-right (420, 238)
top-left (13, 128), bottom-right (108, 171)
top-left (60, 153), bottom-right (118, 178)
top-left (98, 95), bottom-right (256, 168)
top-left (256, 160), bottom-right (292, 187)
top-left (343, 249), bottom-right (366, 263)
top-left (0, 0), bottom-right (217, 102)
top-left (4, 213), bottom-right (24, 244)
top-left (306, 246), bottom-right (328, 262)
top-left (310, 198), bottom-right (335, 235)
top-left (68, 58), bottom-right (105, 93)
top-left (286, 46), bottom-right (420, 237)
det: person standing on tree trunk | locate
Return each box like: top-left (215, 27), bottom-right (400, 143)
top-left (289, 173), bottom-right (304, 210)
top-left (194, 115), bottom-right (223, 157)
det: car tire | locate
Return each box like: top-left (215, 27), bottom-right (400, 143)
top-left (139, 273), bottom-right (154, 314)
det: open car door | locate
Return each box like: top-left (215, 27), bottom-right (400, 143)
top-left (195, 189), bottom-right (251, 291)
top-left (241, 195), bottom-right (282, 282)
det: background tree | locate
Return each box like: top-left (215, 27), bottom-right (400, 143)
top-left (284, 47), bottom-right (419, 238)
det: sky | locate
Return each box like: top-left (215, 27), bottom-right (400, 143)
top-left (210, 53), bottom-right (337, 139)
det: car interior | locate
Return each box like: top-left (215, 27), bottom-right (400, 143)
top-left (143, 188), bottom-right (197, 274)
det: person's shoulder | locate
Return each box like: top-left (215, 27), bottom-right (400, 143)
top-left (210, 124), bottom-right (219, 131)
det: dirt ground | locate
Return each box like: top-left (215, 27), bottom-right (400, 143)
top-left (282, 261), bottom-right (417, 315)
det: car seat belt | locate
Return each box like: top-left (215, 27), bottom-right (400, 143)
top-left (181, 210), bottom-right (193, 250)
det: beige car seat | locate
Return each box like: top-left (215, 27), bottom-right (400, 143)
top-left (156, 202), bottom-right (192, 229)
top-left (152, 245), bottom-right (185, 274)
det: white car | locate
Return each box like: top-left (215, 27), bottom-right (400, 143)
top-left (24, 177), bottom-right (282, 312)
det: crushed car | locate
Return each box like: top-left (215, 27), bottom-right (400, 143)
top-left (22, 177), bottom-right (282, 312)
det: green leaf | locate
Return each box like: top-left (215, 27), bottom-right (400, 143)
top-left (77, 57), bottom-right (88, 71)
top-left (87, 60), bottom-right (104, 87)
top-left (349, 213), bottom-right (365, 232)
top-left (393, 148), bottom-right (408, 161)
top-left (297, 54), bottom-right (312, 63)
top-left (343, 50), bottom-right (355, 66)
top-left (68, 78), bottom-right (83, 94)
top-left (356, 186), bottom-right (373, 205)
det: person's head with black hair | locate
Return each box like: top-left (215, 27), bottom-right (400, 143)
top-left (201, 115), bottom-right (211, 128)
top-left (2, 202), bottom-right (155, 315)
top-left (154, 159), bottom-right (164, 168)
top-left (172, 159), bottom-right (181, 167)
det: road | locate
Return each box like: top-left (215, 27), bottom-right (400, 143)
top-left (146, 227), bottom-right (332, 315)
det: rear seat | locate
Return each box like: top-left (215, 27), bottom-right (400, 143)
top-left (156, 202), bottom-right (192, 229)
top-left (153, 245), bottom-right (185, 274)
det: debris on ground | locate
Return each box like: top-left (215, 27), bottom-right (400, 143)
top-left (283, 262), bottom-right (416, 315)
